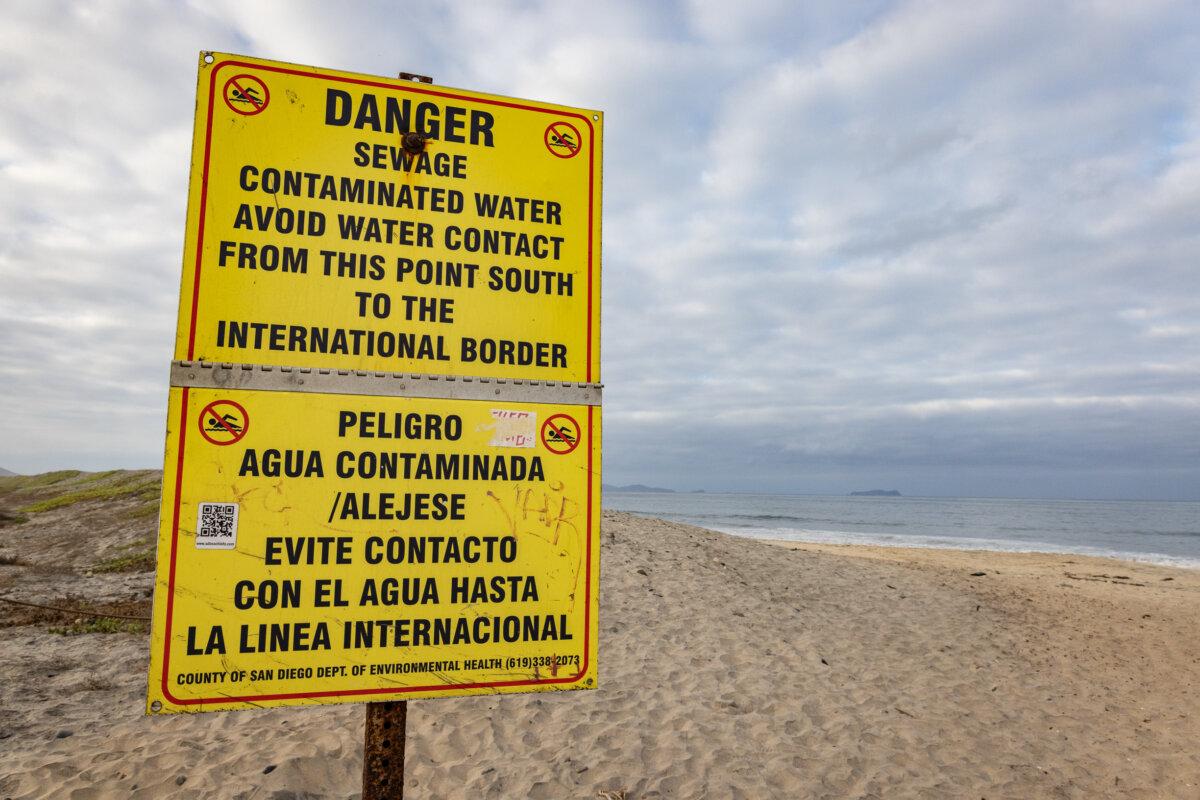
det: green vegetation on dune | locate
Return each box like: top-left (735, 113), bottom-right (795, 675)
top-left (0, 509), bottom-right (30, 527)
top-left (19, 476), bottom-right (161, 514)
top-left (0, 470), bottom-right (84, 494)
top-left (124, 500), bottom-right (161, 521)
top-left (77, 469), bottom-right (124, 484)
top-left (49, 618), bottom-right (147, 635)
top-left (0, 470), bottom-right (165, 577)
top-left (92, 540), bottom-right (157, 573)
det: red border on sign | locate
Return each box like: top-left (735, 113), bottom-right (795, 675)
top-left (185, 60), bottom-right (599, 384)
top-left (541, 413), bottom-right (581, 455)
top-left (222, 74), bottom-right (270, 116)
top-left (197, 399), bottom-right (249, 445)
top-left (159, 392), bottom-right (596, 706)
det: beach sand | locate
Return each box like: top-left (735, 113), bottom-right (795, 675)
top-left (2, 479), bottom-right (1198, 798)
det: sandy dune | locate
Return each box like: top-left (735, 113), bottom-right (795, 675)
top-left (2, 473), bottom-right (1198, 798)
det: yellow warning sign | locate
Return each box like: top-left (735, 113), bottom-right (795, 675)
top-left (175, 53), bottom-right (603, 383)
top-left (147, 386), bottom-right (600, 713)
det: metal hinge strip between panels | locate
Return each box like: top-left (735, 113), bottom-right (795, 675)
top-left (170, 361), bottom-right (603, 406)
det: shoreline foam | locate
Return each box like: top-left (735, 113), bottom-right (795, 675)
top-left (737, 525), bottom-right (1200, 569)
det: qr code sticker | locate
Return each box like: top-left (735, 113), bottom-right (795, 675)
top-left (196, 502), bottom-right (239, 550)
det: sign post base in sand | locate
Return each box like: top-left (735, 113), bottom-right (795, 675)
top-left (363, 700), bottom-right (408, 799)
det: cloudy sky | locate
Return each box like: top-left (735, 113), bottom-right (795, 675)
top-left (1, 1), bottom-right (1197, 499)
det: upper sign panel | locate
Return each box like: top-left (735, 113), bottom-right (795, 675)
top-left (176, 53), bottom-right (602, 383)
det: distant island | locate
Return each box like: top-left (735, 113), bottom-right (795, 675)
top-left (603, 483), bottom-right (676, 494)
top-left (0, 467), bottom-right (17, 477)
top-left (849, 489), bottom-right (902, 497)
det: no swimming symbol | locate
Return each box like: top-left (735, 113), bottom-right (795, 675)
top-left (198, 399), bottom-right (250, 446)
top-left (223, 74), bottom-right (270, 116)
top-left (544, 121), bottom-right (582, 159)
top-left (540, 413), bottom-right (581, 455)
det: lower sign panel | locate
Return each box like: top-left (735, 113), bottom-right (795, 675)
top-left (147, 387), bottom-right (600, 713)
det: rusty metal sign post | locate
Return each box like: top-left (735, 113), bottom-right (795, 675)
top-left (361, 73), bottom-right (421, 798)
top-left (147, 51), bottom-right (603, 799)
top-left (363, 700), bottom-right (408, 799)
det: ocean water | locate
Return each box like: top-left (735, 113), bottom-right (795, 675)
top-left (603, 491), bottom-right (1200, 568)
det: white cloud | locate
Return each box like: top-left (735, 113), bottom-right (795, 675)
top-left (0, 1), bottom-right (1197, 498)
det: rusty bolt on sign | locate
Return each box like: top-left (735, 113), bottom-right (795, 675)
top-left (398, 72), bottom-right (433, 84)
top-left (402, 131), bottom-right (428, 155)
